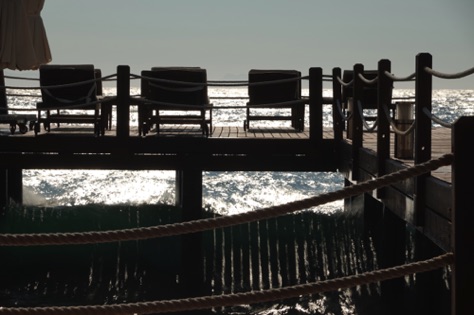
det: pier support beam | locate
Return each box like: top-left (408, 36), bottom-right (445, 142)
top-left (309, 67), bottom-right (323, 146)
top-left (379, 207), bottom-right (406, 315)
top-left (376, 59), bottom-right (392, 198)
top-left (0, 169), bottom-right (7, 211)
top-left (414, 53), bottom-right (432, 226)
top-left (116, 65), bottom-right (130, 138)
top-left (351, 64), bottom-right (364, 181)
top-left (452, 116), bottom-right (474, 315)
top-left (1, 70), bottom-right (7, 114)
top-left (175, 169), bottom-right (205, 300)
top-left (332, 67), bottom-right (343, 143)
top-left (0, 168), bottom-right (23, 213)
top-left (7, 169), bottom-right (22, 205)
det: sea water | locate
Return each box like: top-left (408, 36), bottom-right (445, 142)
top-left (19, 87), bottom-right (347, 213)
top-left (3, 87), bottom-right (474, 314)
top-left (16, 87), bottom-right (474, 213)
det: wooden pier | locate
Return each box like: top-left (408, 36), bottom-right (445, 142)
top-left (0, 53), bottom-right (473, 315)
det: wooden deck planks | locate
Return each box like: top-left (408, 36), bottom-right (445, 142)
top-left (358, 127), bottom-right (452, 183)
top-left (2, 124), bottom-right (453, 182)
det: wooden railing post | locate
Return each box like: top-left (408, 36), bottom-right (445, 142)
top-left (7, 169), bottom-right (22, 205)
top-left (332, 67), bottom-right (343, 142)
top-left (0, 70), bottom-right (7, 212)
top-left (376, 59), bottom-right (392, 198)
top-left (0, 169), bottom-right (6, 213)
top-left (116, 65), bottom-right (130, 138)
top-left (414, 53), bottom-right (432, 226)
top-left (452, 116), bottom-right (474, 315)
top-left (0, 70), bottom-right (7, 114)
top-left (351, 64), bottom-right (364, 181)
top-left (176, 169), bottom-right (205, 300)
top-left (309, 67), bottom-right (323, 146)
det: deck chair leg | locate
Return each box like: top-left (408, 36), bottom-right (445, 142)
top-left (34, 122), bottom-right (40, 135)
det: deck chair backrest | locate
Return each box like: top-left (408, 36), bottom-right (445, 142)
top-left (141, 67), bottom-right (208, 106)
top-left (94, 69), bottom-right (103, 96)
top-left (39, 64), bottom-right (98, 109)
top-left (248, 69), bottom-right (301, 105)
top-left (341, 70), bottom-right (392, 109)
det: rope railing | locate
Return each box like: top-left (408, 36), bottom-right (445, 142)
top-left (134, 96), bottom-right (307, 110)
top-left (424, 66), bottom-right (474, 79)
top-left (4, 96), bottom-right (117, 112)
top-left (207, 80), bottom-right (248, 84)
top-left (357, 73), bottom-right (378, 85)
top-left (336, 76), bottom-right (353, 87)
top-left (334, 99), bottom-right (352, 121)
top-left (0, 252), bottom-right (453, 315)
top-left (0, 84), bottom-right (40, 91)
top-left (208, 96), bottom-right (249, 100)
top-left (0, 61), bottom-right (467, 314)
top-left (422, 107), bottom-right (453, 129)
top-left (357, 100), bottom-right (378, 132)
top-left (384, 71), bottom-right (416, 82)
top-left (0, 74), bottom-right (117, 91)
top-left (39, 74), bottom-right (117, 90)
top-left (392, 96), bottom-right (416, 100)
top-left (382, 104), bottom-right (416, 136)
top-left (3, 75), bottom-right (39, 81)
top-left (0, 153), bottom-right (453, 247)
top-left (5, 93), bottom-right (41, 98)
top-left (131, 73), bottom-right (308, 87)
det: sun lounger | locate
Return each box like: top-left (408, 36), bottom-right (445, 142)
top-left (245, 69), bottom-right (304, 131)
top-left (139, 67), bottom-right (212, 136)
top-left (35, 64), bottom-right (106, 135)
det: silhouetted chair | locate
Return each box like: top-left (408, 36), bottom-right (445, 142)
top-left (36, 64), bottom-right (106, 135)
top-left (0, 70), bottom-right (36, 134)
top-left (139, 67), bottom-right (212, 136)
top-left (245, 69), bottom-right (304, 131)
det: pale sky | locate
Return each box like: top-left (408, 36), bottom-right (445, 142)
top-left (7, 0), bottom-right (474, 88)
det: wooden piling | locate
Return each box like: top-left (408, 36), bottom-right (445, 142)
top-left (116, 65), bottom-right (130, 138)
top-left (0, 168), bottom-right (23, 214)
top-left (0, 169), bottom-right (7, 211)
top-left (332, 67), bottom-right (343, 142)
top-left (414, 53), bottom-right (432, 226)
top-left (175, 169), bottom-right (205, 303)
top-left (0, 70), bottom-right (6, 114)
top-left (0, 71), bottom-right (6, 211)
top-left (376, 59), bottom-right (391, 198)
top-left (0, 72), bottom-right (22, 209)
top-left (379, 206), bottom-right (407, 315)
top-left (452, 116), bottom-right (474, 315)
top-left (7, 169), bottom-right (22, 205)
top-left (309, 67), bottom-right (323, 146)
top-left (351, 64), bottom-right (364, 181)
